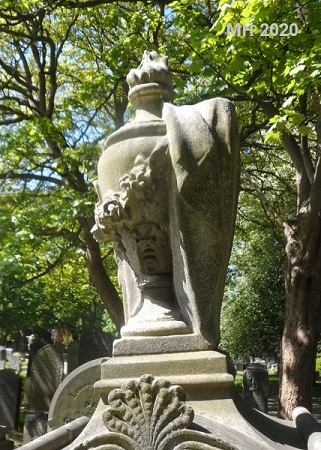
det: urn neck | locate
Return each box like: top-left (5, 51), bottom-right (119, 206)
top-left (128, 83), bottom-right (168, 121)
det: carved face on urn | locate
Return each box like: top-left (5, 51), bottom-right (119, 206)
top-left (118, 223), bottom-right (171, 277)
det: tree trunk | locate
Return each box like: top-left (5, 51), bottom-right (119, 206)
top-left (279, 216), bottom-right (321, 419)
top-left (82, 217), bottom-right (124, 331)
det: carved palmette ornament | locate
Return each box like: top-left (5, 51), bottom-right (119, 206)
top-left (74, 375), bottom-right (238, 450)
top-left (103, 374), bottom-right (193, 448)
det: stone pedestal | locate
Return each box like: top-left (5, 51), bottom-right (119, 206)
top-left (113, 333), bottom-right (212, 356)
top-left (64, 350), bottom-right (304, 450)
top-left (94, 350), bottom-right (265, 440)
top-left (95, 350), bottom-right (233, 419)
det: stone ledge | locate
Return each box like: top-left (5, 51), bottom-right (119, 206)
top-left (96, 350), bottom-right (234, 407)
top-left (112, 333), bottom-right (213, 356)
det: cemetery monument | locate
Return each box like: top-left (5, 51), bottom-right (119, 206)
top-left (18, 52), bottom-right (317, 450)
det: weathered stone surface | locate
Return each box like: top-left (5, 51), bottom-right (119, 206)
top-left (26, 338), bottom-right (47, 377)
top-left (65, 53), bottom-right (303, 450)
top-left (47, 357), bottom-right (108, 431)
top-left (18, 417), bottom-right (89, 450)
top-left (68, 374), bottom-right (303, 450)
top-left (96, 351), bottom-right (235, 424)
top-left (92, 51), bottom-right (240, 352)
top-left (0, 370), bottom-right (21, 430)
top-left (293, 406), bottom-right (321, 450)
top-left (113, 333), bottom-right (212, 356)
top-left (28, 344), bottom-right (64, 412)
top-left (71, 374), bottom-right (241, 450)
top-left (31, 52), bottom-right (309, 450)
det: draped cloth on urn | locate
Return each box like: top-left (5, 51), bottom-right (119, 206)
top-left (118, 97), bottom-right (239, 348)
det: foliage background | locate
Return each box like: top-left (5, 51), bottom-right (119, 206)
top-left (0, 0), bottom-right (316, 364)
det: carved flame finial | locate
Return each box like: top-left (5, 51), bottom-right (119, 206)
top-left (127, 51), bottom-right (173, 106)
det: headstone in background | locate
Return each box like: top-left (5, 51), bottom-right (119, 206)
top-left (48, 357), bottom-right (109, 431)
top-left (18, 332), bottom-right (28, 354)
top-left (0, 348), bottom-right (6, 370)
top-left (78, 331), bottom-right (113, 366)
top-left (67, 340), bottom-right (80, 374)
top-left (23, 412), bottom-right (48, 444)
top-left (7, 353), bottom-right (21, 374)
top-left (236, 361), bottom-right (246, 372)
top-left (26, 337), bottom-right (47, 377)
top-left (243, 363), bottom-right (268, 413)
top-left (0, 370), bottom-right (22, 430)
top-left (28, 344), bottom-right (64, 412)
top-left (22, 377), bottom-right (31, 407)
top-left (0, 348), bottom-right (6, 363)
top-left (4, 350), bottom-right (11, 368)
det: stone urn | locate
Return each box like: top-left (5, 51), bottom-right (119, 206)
top-left (93, 52), bottom-right (190, 338)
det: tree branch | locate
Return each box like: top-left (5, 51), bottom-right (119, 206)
top-left (0, 171), bottom-right (62, 186)
top-left (308, 112), bottom-right (321, 220)
top-left (242, 167), bottom-right (285, 228)
top-left (258, 98), bottom-right (311, 208)
top-left (19, 253), bottom-right (64, 286)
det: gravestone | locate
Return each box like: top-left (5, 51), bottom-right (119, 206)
top-left (243, 363), bottom-right (268, 413)
top-left (8, 353), bottom-right (21, 374)
top-left (0, 348), bottom-right (6, 362)
top-left (47, 357), bottom-right (109, 431)
top-left (22, 377), bottom-right (31, 407)
top-left (0, 369), bottom-right (22, 430)
top-left (0, 348), bottom-right (6, 370)
top-left (28, 344), bottom-right (64, 412)
top-left (26, 337), bottom-right (47, 376)
top-left (236, 361), bottom-right (246, 372)
top-left (67, 340), bottom-right (80, 374)
top-left (78, 331), bottom-right (113, 366)
top-left (18, 332), bottom-right (28, 354)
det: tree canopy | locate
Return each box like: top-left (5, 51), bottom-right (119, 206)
top-left (221, 205), bottom-right (285, 360)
